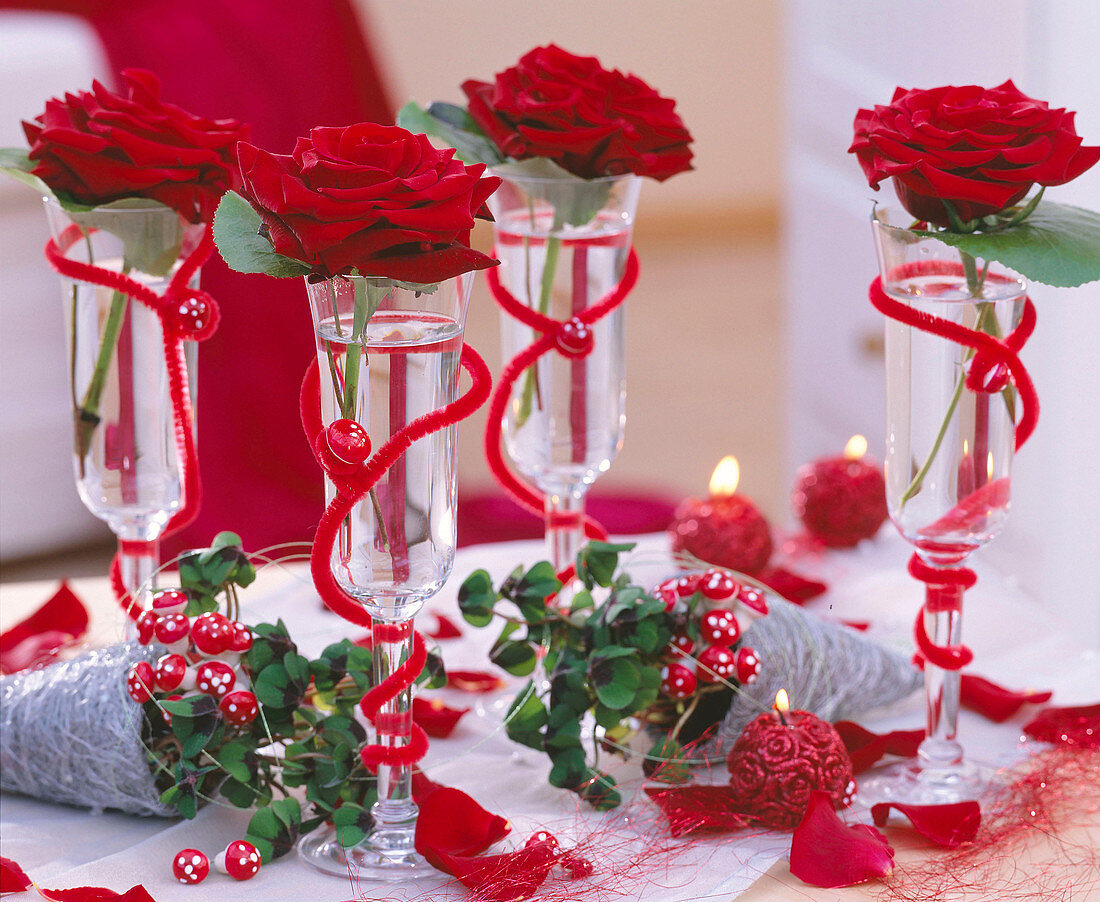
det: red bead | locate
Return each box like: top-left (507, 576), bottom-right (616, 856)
top-left (792, 457), bottom-right (887, 548)
top-left (696, 645), bottom-right (737, 684)
top-left (215, 840), bottom-right (261, 880)
top-left (700, 569), bottom-right (740, 601)
top-left (700, 610), bottom-right (741, 646)
top-left (155, 653), bottom-right (188, 691)
top-left (174, 296), bottom-right (211, 337)
top-left (220, 690), bottom-right (259, 726)
top-left (195, 660), bottom-right (236, 699)
top-left (669, 495), bottom-right (773, 576)
top-left (735, 646), bottom-right (761, 684)
top-left (191, 612), bottom-right (232, 655)
top-left (135, 610), bottom-right (160, 645)
top-left (325, 419), bottom-right (371, 465)
top-left (660, 663), bottom-right (697, 699)
top-left (172, 848), bottom-right (209, 885)
top-left (555, 318), bottom-right (593, 358)
top-left (126, 661), bottom-right (155, 703)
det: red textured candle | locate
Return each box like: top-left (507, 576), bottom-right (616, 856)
top-left (670, 457), bottom-right (772, 575)
top-left (792, 436), bottom-right (887, 548)
top-left (726, 690), bottom-right (854, 829)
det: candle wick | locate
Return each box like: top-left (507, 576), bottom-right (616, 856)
top-left (775, 706), bottom-right (788, 727)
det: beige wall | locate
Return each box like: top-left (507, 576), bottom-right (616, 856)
top-left (361, 0), bottom-right (782, 222)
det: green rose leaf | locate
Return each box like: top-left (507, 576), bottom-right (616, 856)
top-left (213, 191), bottom-right (313, 279)
top-left (492, 157), bottom-right (616, 229)
top-left (0, 148), bottom-right (51, 195)
top-left (914, 202), bottom-right (1100, 288)
top-left (396, 101), bottom-right (505, 167)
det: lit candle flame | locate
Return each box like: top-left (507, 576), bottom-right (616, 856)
top-left (987, 451), bottom-right (995, 482)
top-left (709, 456), bottom-right (740, 496)
top-left (844, 435), bottom-right (868, 460)
top-left (774, 688), bottom-right (790, 726)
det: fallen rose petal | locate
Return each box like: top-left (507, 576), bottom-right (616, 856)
top-left (411, 769), bottom-right (444, 802)
top-left (412, 696), bottom-right (469, 738)
top-left (1023, 703), bottom-right (1100, 749)
top-left (644, 785), bottom-right (750, 837)
top-left (871, 800), bottom-right (981, 848)
top-left (757, 566), bottom-right (828, 605)
top-left (841, 620), bottom-right (871, 631)
top-left (960, 674), bottom-right (1052, 723)
top-left (39, 887), bottom-right (156, 902)
top-left (446, 670), bottom-right (505, 693)
top-left (834, 721), bottom-right (924, 774)
top-left (423, 835), bottom-right (560, 902)
top-left (790, 791), bottom-right (894, 888)
top-left (0, 582), bottom-right (88, 674)
top-left (415, 784), bottom-right (510, 858)
top-left (424, 613), bottom-right (462, 640)
top-left (0, 857), bottom-right (32, 893)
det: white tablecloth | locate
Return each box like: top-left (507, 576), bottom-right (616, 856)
top-left (1, 533), bottom-right (1096, 901)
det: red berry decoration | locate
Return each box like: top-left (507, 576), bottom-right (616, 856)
top-left (660, 663), bottom-right (697, 699)
top-left (696, 645), bottom-right (737, 684)
top-left (725, 709), bottom-right (854, 829)
top-left (195, 660), bottom-right (236, 699)
top-left (126, 661), bottom-right (155, 703)
top-left (154, 613), bottom-right (190, 651)
top-left (220, 690), bottom-right (259, 726)
top-left (792, 453), bottom-right (888, 548)
top-left (700, 569), bottom-right (739, 601)
top-left (667, 631), bottom-right (695, 658)
top-left (215, 840), bottom-right (262, 880)
top-left (555, 317), bottom-right (594, 358)
top-left (151, 589), bottom-right (188, 616)
top-left (669, 494), bottom-right (773, 576)
top-left (155, 653), bottom-right (189, 692)
top-left (135, 610), bottom-right (160, 645)
top-left (736, 584), bottom-right (769, 616)
top-left (191, 611), bottom-right (232, 655)
top-left (172, 848), bottom-right (209, 885)
top-left (735, 646), bottom-right (761, 684)
top-left (326, 418), bottom-right (371, 465)
top-left (700, 610), bottom-right (741, 646)
top-left (227, 621), bottom-right (253, 654)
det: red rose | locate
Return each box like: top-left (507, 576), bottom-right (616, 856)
top-left (237, 123), bottom-right (501, 282)
top-left (850, 80), bottom-right (1100, 228)
top-left (23, 69), bottom-right (248, 223)
top-left (462, 44), bottom-right (692, 181)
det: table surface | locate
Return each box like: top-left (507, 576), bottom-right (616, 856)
top-left (2, 533), bottom-right (1097, 902)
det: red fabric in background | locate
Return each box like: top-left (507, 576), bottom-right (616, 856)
top-left (2, 0), bottom-right (393, 557)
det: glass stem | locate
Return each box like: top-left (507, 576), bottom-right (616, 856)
top-left (369, 617), bottom-right (418, 858)
top-left (545, 484), bottom-right (586, 578)
top-left (917, 579), bottom-right (965, 782)
top-left (118, 539), bottom-right (158, 615)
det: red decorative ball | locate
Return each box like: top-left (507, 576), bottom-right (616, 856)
top-left (669, 495), bottom-right (773, 576)
top-left (555, 317), bottom-right (594, 358)
top-left (792, 456), bottom-right (887, 548)
top-left (326, 419), bottom-right (371, 465)
top-left (726, 709), bottom-right (854, 829)
top-left (172, 848), bottom-right (209, 885)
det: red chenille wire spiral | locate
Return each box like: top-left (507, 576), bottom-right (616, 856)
top-left (870, 262), bottom-right (1038, 672)
top-left (45, 224), bottom-right (219, 620)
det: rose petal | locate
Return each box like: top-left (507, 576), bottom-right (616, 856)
top-left (415, 784), bottom-right (510, 857)
top-left (790, 791), bottom-right (894, 888)
top-left (39, 887), bottom-right (156, 902)
top-left (871, 800), bottom-right (981, 848)
top-left (644, 785), bottom-right (750, 837)
top-left (424, 613), bottom-right (462, 640)
top-left (756, 566), bottom-right (828, 605)
top-left (834, 721), bottom-right (924, 774)
top-left (960, 674), bottom-right (1052, 723)
top-left (446, 670), bottom-right (506, 693)
top-left (841, 620), bottom-right (871, 631)
top-left (412, 696), bottom-right (470, 738)
top-left (422, 836), bottom-right (559, 902)
top-left (0, 582), bottom-right (88, 674)
top-left (0, 857), bottom-right (32, 893)
top-left (1023, 703), bottom-right (1100, 748)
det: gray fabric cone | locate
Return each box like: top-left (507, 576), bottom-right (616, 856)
top-left (703, 597), bottom-right (920, 757)
top-left (0, 640), bottom-right (174, 816)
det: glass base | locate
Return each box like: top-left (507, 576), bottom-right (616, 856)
top-left (297, 827), bottom-right (435, 880)
top-left (857, 758), bottom-right (992, 806)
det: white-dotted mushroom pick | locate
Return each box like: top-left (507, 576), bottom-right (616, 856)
top-left (172, 848), bottom-right (209, 885)
top-left (696, 645), bottom-right (737, 684)
top-left (194, 660), bottom-right (236, 699)
top-left (219, 690), bottom-right (259, 726)
top-left (215, 840), bottom-right (261, 880)
top-left (126, 661), bottom-right (156, 703)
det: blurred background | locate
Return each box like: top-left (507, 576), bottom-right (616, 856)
top-left (1, 0), bottom-right (1097, 642)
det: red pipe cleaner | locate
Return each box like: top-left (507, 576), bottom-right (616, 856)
top-left (300, 342), bottom-right (491, 771)
top-left (483, 248), bottom-right (639, 550)
top-left (869, 263), bottom-right (1038, 673)
top-left (45, 224), bottom-right (219, 620)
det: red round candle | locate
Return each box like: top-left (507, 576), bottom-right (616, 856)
top-left (725, 695), bottom-right (854, 829)
top-left (792, 438), bottom-right (887, 548)
top-left (670, 457), bottom-right (772, 575)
